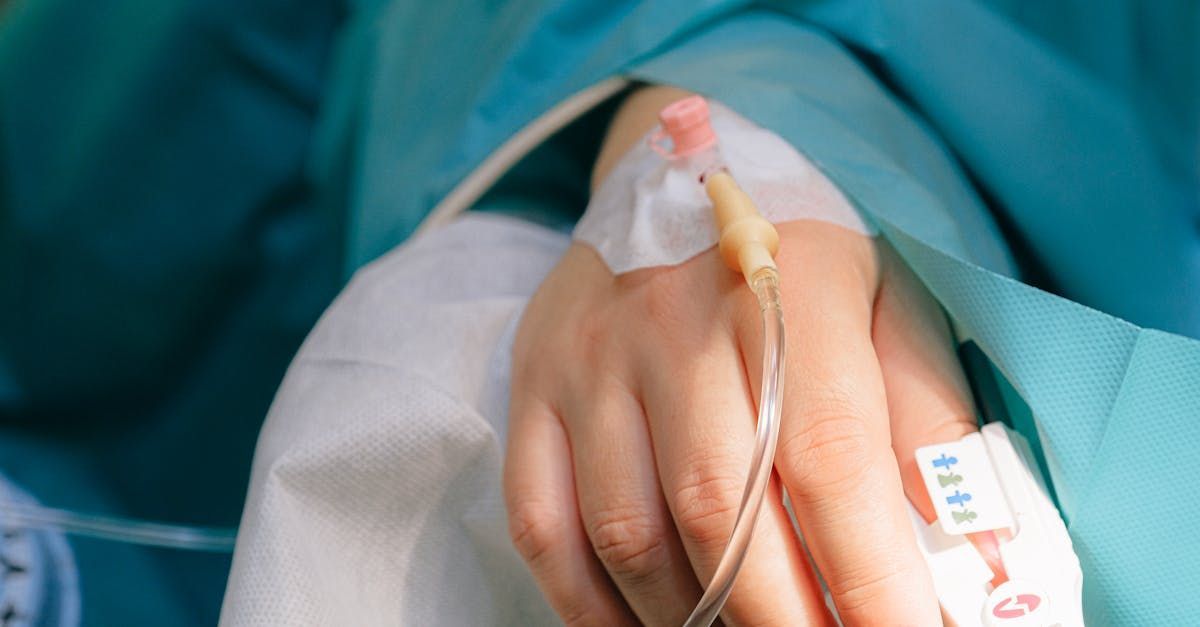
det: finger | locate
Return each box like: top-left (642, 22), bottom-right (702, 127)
top-left (872, 243), bottom-right (977, 523)
top-left (637, 309), bottom-right (831, 625)
top-left (504, 395), bottom-right (637, 626)
top-left (872, 246), bottom-right (1012, 586)
top-left (766, 222), bottom-right (941, 625)
top-left (565, 375), bottom-right (702, 624)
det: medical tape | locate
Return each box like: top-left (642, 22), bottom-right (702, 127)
top-left (575, 101), bottom-right (875, 275)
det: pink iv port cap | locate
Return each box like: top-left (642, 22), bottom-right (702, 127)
top-left (657, 95), bottom-right (716, 157)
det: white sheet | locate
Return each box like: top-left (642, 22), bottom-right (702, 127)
top-left (221, 214), bottom-right (565, 626)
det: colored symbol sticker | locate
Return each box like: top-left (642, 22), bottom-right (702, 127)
top-left (951, 509), bottom-right (978, 524)
top-left (932, 453), bottom-right (958, 470)
top-left (937, 472), bottom-right (964, 487)
top-left (946, 490), bottom-right (972, 507)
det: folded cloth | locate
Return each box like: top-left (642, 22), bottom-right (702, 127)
top-left (221, 214), bottom-right (563, 625)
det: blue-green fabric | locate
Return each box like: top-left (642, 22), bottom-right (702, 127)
top-left (329, 1), bottom-right (1198, 337)
top-left (792, 0), bottom-right (1200, 338)
top-left (318, 2), bottom-right (1199, 623)
top-left (0, 0), bottom-right (343, 623)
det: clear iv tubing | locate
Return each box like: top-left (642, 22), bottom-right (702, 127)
top-left (682, 268), bottom-right (785, 627)
top-left (0, 501), bottom-right (237, 552)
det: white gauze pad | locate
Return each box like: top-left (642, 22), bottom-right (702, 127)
top-left (575, 101), bottom-right (874, 274)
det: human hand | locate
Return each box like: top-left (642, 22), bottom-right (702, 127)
top-left (503, 88), bottom-right (975, 626)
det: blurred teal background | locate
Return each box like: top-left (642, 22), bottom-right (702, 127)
top-left (1, 0), bottom-right (344, 622)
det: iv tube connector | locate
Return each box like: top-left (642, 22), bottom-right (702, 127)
top-left (705, 169), bottom-right (779, 285)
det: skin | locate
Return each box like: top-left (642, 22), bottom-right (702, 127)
top-left (504, 86), bottom-right (977, 626)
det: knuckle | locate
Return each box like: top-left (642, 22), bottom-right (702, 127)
top-left (575, 309), bottom-right (611, 363)
top-left (781, 407), bottom-right (877, 497)
top-left (506, 497), bottom-right (563, 567)
top-left (509, 329), bottom-right (540, 384)
top-left (560, 604), bottom-right (610, 627)
top-left (669, 455), bottom-right (744, 549)
top-left (830, 562), bottom-right (912, 615)
top-left (914, 417), bottom-right (976, 449)
top-left (639, 274), bottom-right (691, 335)
top-left (586, 506), bottom-right (669, 582)
top-left (511, 330), bottom-right (565, 388)
top-left (509, 349), bottom-right (543, 390)
top-left (728, 297), bottom-right (762, 344)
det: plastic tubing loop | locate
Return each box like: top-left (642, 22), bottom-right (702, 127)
top-left (683, 268), bottom-right (785, 627)
top-left (1, 501), bottom-right (237, 553)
